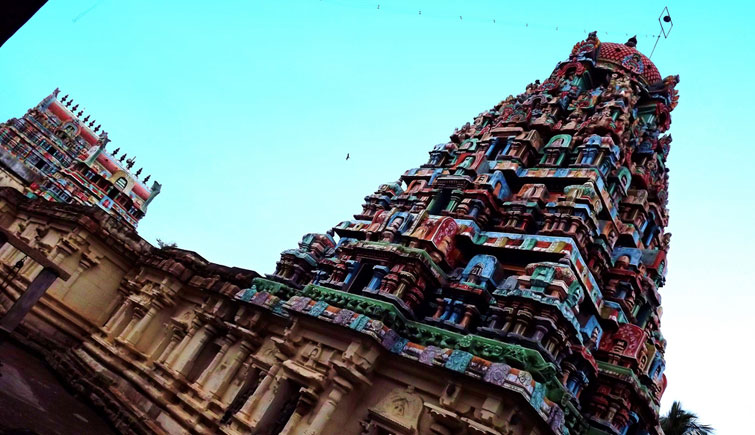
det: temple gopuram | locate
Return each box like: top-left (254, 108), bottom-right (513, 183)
top-left (0, 90), bottom-right (161, 227)
top-left (0, 32), bottom-right (677, 435)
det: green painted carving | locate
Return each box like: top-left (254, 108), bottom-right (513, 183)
top-left (243, 278), bottom-right (588, 431)
top-left (250, 277), bottom-right (297, 300)
top-left (299, 282), bottom-right (563, 385)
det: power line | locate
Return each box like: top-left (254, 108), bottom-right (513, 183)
top-left (319, 1), bottom-right (662, 41)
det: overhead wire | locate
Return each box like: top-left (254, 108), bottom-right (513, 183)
top-left (317, 0), bottom-right (661, 43)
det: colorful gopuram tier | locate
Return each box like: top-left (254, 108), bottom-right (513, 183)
top-left (240, 33), bottom-right (678, 434)
top-left (0, 89), bottom-right (161, 227)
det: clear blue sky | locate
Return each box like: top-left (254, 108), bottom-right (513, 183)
top-left (1, 1), bottom-right (752, 432)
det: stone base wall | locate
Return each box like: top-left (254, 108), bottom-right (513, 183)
top-left (0, 189), bottom-right (556, 435)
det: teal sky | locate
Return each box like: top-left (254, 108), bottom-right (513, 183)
top-left (1, 1), bottom-right (752, 432)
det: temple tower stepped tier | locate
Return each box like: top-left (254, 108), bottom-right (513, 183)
top-left (0, 32), bottom-right (678, 435)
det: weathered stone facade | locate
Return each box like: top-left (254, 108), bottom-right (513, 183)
top-left (0, 188), bottom-right (546, 434)
top-left (0, 33), bottom-right (678, 435)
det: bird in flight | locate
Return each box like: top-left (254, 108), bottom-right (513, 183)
top-left (346, 153), bottom-right (350, 161)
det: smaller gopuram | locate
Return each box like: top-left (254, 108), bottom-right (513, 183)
top-left (0, 89), bottom-right (160, 227)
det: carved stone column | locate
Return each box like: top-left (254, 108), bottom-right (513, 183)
top-left (103, 299), bottom-right (131, 338)
top-left (117, 304), bottom-right (144, 340)
top-left (157, 326), bottom-right (185, 364)
top-left (237, 363), bottom-right (281, 423)
top-left (304, 377), bottom-right (353, 435)
top-left (166, 320), bottom-right (201, 367)
top-left (125, 303), bottom-right (162, 346)
top-left (280, 389), bottom-right (318, 435)
top-left (172, 323), bottom-right (218, 376)
top-left (196, 335), bottom-right (234, 389)
top-left (208, 340), bottom-right (254, 400)
top-left (146, 325), bottom-right (171, 360)
top-left (102, 296), bottom-right (125, 331)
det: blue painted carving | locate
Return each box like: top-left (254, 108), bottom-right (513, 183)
top-left (612, 247), bottom-right (643, 266)
top-left (487, 170), bottom-right (511, 201)
top-left (621, 412), bottom-right (641, 435)
top-left (446, 300), bottom-right (464, 324)
top-left (350, 314), bottom-right (370, 331)
top-left (530, 382), bottom-right (547, 409)
top-left (493, 275), bottom-right (519, 296)
top-left (445, 350), bottom-right (473, 373)
top-left (428, 168), bottom-right (443, 185)
top-left (391, 337), bottom-right (409, 354)
top-left (642, 210), bottom-right (659, 246)
top-left (566, 370), bottom-right (589, 396)
top-left (238, 286), bottom-right (257, 302)
top-left (530, 265), bottom-right (556, 291)
top-left (366, 265), bottom-right (390, 292)
top-left (637, 137), bottom-right (654, 155)
top-left (335, 237), bottom-right (357, 250)
top-left (485, 137), bottom-right (504, 159)
top-left (580, 315), bottom-right (603, 349)
top-left (309, 301), bottom-right (328, 317)
top-left (648, 352), bottom-right (666, 381)
top-left (343, 260), bottom-right (360, 285)
top-left (461, 254), bottom-right (502, 288)
top-left (439, 298), bottom-right (454, 321)
top-left (386, 211), bottom-right (414, 234)
top-left (312, 269), bottom-right (327, 285)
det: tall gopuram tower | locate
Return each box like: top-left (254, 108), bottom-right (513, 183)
top-left (234, 32), bottom-right (678, 435)
top-left (0, 89), bottom-right (161, 227)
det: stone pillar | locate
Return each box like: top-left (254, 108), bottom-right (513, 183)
top-left (237, 363), bottom-right (281, 422)
top-left (222, 361), bottom-right (256, 405)
top-left (279, 391), bottom-right (317, 435)
top-left (125, 304), bottom-right (161, 346)
top-left (0, 267), bottom-right (59, 340)
top-left (172, 323), bottom-right (218, 376)
top-left (207, 341), bottom-right (254, 400)
top-left (102, 298), bottom-right (130, 335)
top-left (117, 306), bottom-right (143, 340)
top-left (166, 321), bottom-right (201, 367)
top-left (304, 378), bottom-right (353, 435)
top-left (196, 335), bottom-right (234, 388)
top-left (157, 327), bottom-right (184, 363)
top-left (148, 324), bottom-right (176, 361)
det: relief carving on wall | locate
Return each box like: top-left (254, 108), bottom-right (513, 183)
top-left (366, 386), bottom-right (423, 434)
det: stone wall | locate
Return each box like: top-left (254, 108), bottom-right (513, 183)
top-left (0, 187), bottom-right (548, 434)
